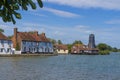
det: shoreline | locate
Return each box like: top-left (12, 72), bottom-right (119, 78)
top-left (0, 53), bottom-right (58, 57)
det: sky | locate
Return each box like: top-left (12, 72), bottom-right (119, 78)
top-left (0, 0), bottom-right (120, 48)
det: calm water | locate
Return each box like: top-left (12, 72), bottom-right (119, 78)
top-left (0, 53), bottom-right (120, 80)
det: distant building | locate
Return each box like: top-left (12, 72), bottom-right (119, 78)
top-left (0, 32), bottom-right (13, 54)
top-left (88, 34), bottom-right (96, 48)
top-left (12, 28), bottom-right (53, 54)
top-left (54, 44), bottom-right (68, 54)
top-left (71, 34), bottom-right (99, 54)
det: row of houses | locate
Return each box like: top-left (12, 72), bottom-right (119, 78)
top-left (0, 28), bottom-right (99, 54)
top-left (0, 28), bottom-right (53, 54)
top-left (71, 44), bottom-right (99, 54)
top-left (54, 34), bottom-right (99, 55)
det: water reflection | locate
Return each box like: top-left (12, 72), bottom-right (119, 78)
top-left (0, 53), bottom-right (120, 80)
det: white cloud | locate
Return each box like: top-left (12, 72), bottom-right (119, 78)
top-left (75, 25), bottom-right (93, 34)
top-left (43, 0), bottom-right (120, 10)
top-left (0, 24), bottom-right (13, 30)
top-left (105, 19), bottom-right (120, 24)
top-left (1, 20), bottom-right (120, 48)
top-left (42, 7), bottom-right (80, 18)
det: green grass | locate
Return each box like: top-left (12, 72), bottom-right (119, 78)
top-left (99, 50), bottom-right (110, 55)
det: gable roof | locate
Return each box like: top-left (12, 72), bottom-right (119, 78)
top-left (39, 33), bottom-right (50, 42)
top-left (0, 32), bottom-right (8, 40)
top-left (17, 32), bottom-right (50, 42)
top-left (54, 44), bottom-right (68, 50)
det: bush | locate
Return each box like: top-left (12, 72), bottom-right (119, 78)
top-left (16, 43), bottom-right (20, 50)
top-left (99, 50), bottom-right (110, 55)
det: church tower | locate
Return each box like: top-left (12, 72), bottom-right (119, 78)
top-left (88, 34), bottom-right (96, 48)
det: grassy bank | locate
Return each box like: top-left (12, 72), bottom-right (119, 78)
top-left (99, 50), bottom-right (110, 55)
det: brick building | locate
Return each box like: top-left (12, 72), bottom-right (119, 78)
top-left (12, 28), bottom-right (53, 53)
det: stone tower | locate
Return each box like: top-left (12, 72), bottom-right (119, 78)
top-left (88, 34), bottom-right (96, 48)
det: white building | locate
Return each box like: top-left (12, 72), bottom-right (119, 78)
top-left (0, 32), bottom-right (13, 54)
top-left (54, 44), bottom-right (68, 54)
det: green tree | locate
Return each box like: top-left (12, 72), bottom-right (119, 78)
top-left (67, 44), bottom-right (73, 53)
top-left (73, 40), bottom-right (83, 45)
top-left (58, 40), bottom-right (62, 44)
top-left (107, 45), bottom-right (112, 51)
top-left (0, 28), bottom-right (4, 32)
top-left (7, 35), bottom-right (13, 39)
top-left (97, 43), bottom-right (108, 51)
top-left (0, 0), bottom-right (43, 24)
top-left (112, 47), bottom-right (118, 52)
top-left (16, 43), bottom-right (20, 50)
top-left (48, 38), bottom-right (57, 45)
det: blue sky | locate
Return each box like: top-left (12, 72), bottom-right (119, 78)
top-left (0, 0), bottom-right (120, 48)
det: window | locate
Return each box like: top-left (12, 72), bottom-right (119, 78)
top-left (1, 48), bottom-right (3, 52)
top-left (29, 48), bottom-right (30, 52)
top-left (58, 49), bottom-right (60, 51)
top-left (24, 47), bottom-right (26, 51)
top-left (1, 40), bottom-right (4, 46)
top-left (7, 48), bottom-right (10, 52)
top-left (36, 42), bottom-right (39, 46)
top-left (23, 41), bottom-right (26, 45)
top-left (8, 41), bottom-right (10, 45)
top-left (34, 48), bottom-right (35, 51)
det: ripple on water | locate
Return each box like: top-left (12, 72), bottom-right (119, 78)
top-left (0, 53), bottom-right (120, 80)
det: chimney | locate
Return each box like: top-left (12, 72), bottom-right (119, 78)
top-left (34, 31), bottom-right (38, 36)
top-left (13, 28), bottom-right (17, 48)
top-left (42, 32), bottom-right (45, 36)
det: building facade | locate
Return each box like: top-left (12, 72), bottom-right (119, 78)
top-left (0, 32), bottom-right (13, 54)
top-left (71, 34), bottom-right (99, 54)
top-left (12, 28), bottom-right (53, 54)
top-left (54, 44), bottom-right (68, 54)
top-left (88, 34), bottom-right (96, 48)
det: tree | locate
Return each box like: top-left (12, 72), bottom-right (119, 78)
top-left (112, 47), bottom-right (118, 52)
top-left (7, 35), bottom-right (13, 39)
top-left (97, 43), bottom-right (108, 51)
top-left (48, 38), bottom-right (57, 45)
top-left (0, 0), bottom-right (43, 24)
top-left (73, 40), bottom-right (83, 45)
top-left (58, 40), bottom-right (62, 44)
top-left (67, 44), bottom-right (72, 53)
top-left (16, 43), bottom-right (20, 50)
top-left (0, 28), bottom-right (4, 32)
top-left (107, 45), bottom-right (112, 51)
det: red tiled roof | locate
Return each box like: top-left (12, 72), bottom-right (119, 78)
top-left (0, 32), bottom-right (8, 40)
top-left (18, 32), bottom-right (35, 41)
top-left (54, 44), bottom-right (68, 50)
top-left (17, 32), bottom-right (50, 42)
top-left (39, 33), bottom-right (50, 42)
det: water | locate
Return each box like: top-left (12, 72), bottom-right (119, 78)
top-left (0, 53), bottom-right (120, 80)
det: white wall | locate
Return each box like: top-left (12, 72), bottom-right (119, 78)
top-left (0, 40), bottom-right (13, 54)
top-left (57, 49), bottom-right (68, 54)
